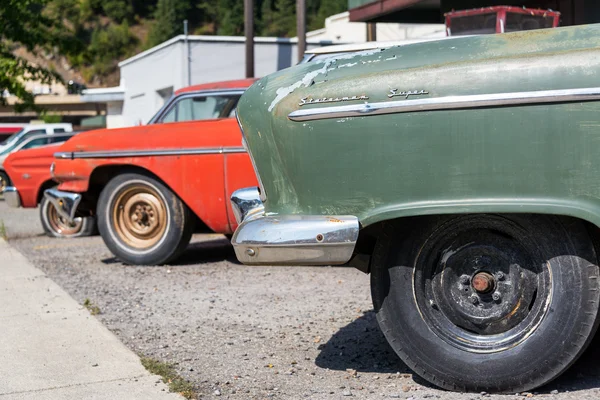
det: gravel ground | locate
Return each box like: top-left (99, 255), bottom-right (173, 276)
top-left (2, 199), bottom-right (600, 400)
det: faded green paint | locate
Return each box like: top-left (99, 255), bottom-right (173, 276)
top-left (236, 24), bottom-right (600, 228)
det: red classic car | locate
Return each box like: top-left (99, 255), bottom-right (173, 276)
top-left (30, 79), bottom-right (256, 265)
top-left (3, 142), bottom-right (96, 238)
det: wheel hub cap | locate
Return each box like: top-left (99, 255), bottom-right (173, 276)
top-left (113, 185), bottom-right (168, 250)
top-left (413, 216), bottom-right (552, 353)
top-left (472, 271), bottom-right (495, 294)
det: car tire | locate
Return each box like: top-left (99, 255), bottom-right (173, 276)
top-left (97, 172), bottom-right (194, 265)
top-left (371, 214), bottom-right (600, 393)
top-left (40, 195), bottom-right (96, 238)
top-left (0, 170), bottom-right (11, 193)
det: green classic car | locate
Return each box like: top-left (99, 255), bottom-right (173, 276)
top-left (231, 24), bottom-right (600, 393)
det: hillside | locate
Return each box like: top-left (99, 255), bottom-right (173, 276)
top-left (43, 0), bottom-right (347, 87)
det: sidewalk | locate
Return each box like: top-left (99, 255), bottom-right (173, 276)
top-left (0, 239), bottom-right (182, 399)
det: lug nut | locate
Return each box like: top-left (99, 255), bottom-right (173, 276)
top-left (492, 292), bottom-right (501, 301)
top-left (469, 295), bottom-right (479, 305)
top-left (459, 275), bottom-right (470, 284)
top-left (496, 271), bottom-right (505, 280)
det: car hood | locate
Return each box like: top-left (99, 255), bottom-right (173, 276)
top-left (56, 125), bottom-right (151, 154)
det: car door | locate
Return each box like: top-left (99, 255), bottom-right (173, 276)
top-left (151, 91), bottom-right (250, 233)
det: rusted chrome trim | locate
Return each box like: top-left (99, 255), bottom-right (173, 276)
top-left (230, 187), bottom-right (359, 265)
top-left (288, 87), bottom-right (600, 122)
top-left (44, 188), bottom-right (82, 223)
top-left (54, 147), bottom-right (246, 160)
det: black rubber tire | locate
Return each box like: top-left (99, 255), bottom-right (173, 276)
top-left (371, 214), bottom-right (600, 393)
top-left (39, 195), bottom-right (96, 238)
top-left (97, 172), bottom-right (194, 265)
top-left (0, 170), bottom-right (11, 192)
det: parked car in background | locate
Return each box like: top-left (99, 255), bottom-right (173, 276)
top-left (232, 24), bottom-right (600, 393)
top-left (3, 140), bottom-right (96, 238)
top-left (0, 123), bottom-right (27, 142)
top-left (0, 132), bottom-right (74, 192)
top-left (0, 123), bottom-right (73, 153)
top-left (47, 79), bottom-right (257, 265)
top-left (445, 6), bottom-right (560, 36)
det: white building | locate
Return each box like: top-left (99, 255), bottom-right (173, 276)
top-left (306, 11), bottom-right (445, 42)
top-left (83, 36), bottom-right (327, 128)
top-left (83, 13), bottom-right (446, 129)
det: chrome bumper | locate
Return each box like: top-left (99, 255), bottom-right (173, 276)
top-left (230, 187), bottom-right (359, 265)
top-left (44, 188), bottom-right (82, 223)
top-left (3, 187), bottom-right (21, 208)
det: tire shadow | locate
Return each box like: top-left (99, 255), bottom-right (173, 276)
top-left (174, 237), bottom-right (239, 265)
top-left (317, 310), bottom-right (600, 393)
top-left (315, 310), bottom-right (409, 374)
top-left (100, 237), bottom-right (239, 266)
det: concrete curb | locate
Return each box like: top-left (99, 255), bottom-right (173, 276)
top-left (0, 239), bottom-right (183, 399)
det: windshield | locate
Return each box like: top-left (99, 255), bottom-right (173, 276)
top-left (0, 129), bottom-right (25, 146)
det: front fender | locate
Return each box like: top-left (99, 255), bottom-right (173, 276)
top-left (360, 197), bottom-right (600, 229)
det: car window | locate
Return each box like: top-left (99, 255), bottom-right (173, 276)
top-left (162, 107), bottom-right (176, 123)
top-left (21, 137), bottom-right (48, 150)
top-left (53, 128), bottom-right (66, 133)
top-left (22, 129), bottom-right (47, 140)
top-left (159, 94), bottom-right (241, 123)
top-left (48, 135), bottom-right (71, 144)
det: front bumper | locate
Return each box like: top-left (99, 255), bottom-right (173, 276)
top-left (3, 187), bottom-right (21, 208)
top-left (44, 188), bottom-right (82, 223)
top-left (230, 187), bottom-right (359, 265)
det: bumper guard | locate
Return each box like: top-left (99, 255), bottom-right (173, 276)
top-left (231, 187), bottom-right (359, 265)
top-left (3, 187), bottom-right (21, 208)
top-left (44, 188), bottom-right (82, 223)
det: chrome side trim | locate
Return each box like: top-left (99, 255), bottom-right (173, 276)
top-left (54, 147), bottom-right (246, 160)
top-left (230, 187), bottom-right (359, 265)
top-left (44, 189), bottom-right (82, 223)
top-left (288, 87), bottom-right (600, 122)
top-left (3, 187), bottom-right (21, 208)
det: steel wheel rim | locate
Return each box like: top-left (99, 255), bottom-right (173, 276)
top-left (0, 175), bottom-right (6, 193)
top-left (112, 184), bottom-right (168, 250)
top-left (413, 215), bottom-right (552, 353)
top-left (47, 203), bottom-right (83, 235)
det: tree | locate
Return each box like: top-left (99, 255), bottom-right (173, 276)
top-left (0, 0), bottom-right (67, 110)
top-left (309, 0), bottom-right (347, 31)
top-left (146, 0), bottom-right (191, 48)
top-left (102, 0), bottom-right (134, 23)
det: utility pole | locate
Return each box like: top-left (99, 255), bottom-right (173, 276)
top-left (366, 22), bottom-right (377, 42)
top-left (297, 0), bottom-right (306, 62)
top-left (184, 20), bottom-right (191, 86)
top-left (244, 0), bottom-right (254, 78)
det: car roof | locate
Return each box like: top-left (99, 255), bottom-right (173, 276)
top-left (23, 123), bottom-right (73, 130)
top-left (175, 78), bottom-right (258, 95)
top-left (304, 36), bottom-right (467, 56)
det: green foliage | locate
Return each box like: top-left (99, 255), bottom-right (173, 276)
top-left (102, 0), bottom-right (134, 23)
top-left (146, 0), bottom-right (191, 48)
top-left (309, 0), bottom-right (348, 31)
top-left (0, 0), bottom-right (67, 109)
top-left (140, 356), bottom-right (196, 399)
top-left (216, 0), bottom-right (245, 36)
top-left (88, 22), bottom-right (137, 77)
top-left (261, 0), bottom-right (296, 37)
top-left (83, 298), bottom-right (101, 315)
top-left (41, 113), bottom-right (62, 123)
top-left (3, 0), bottom-right (349, 89)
